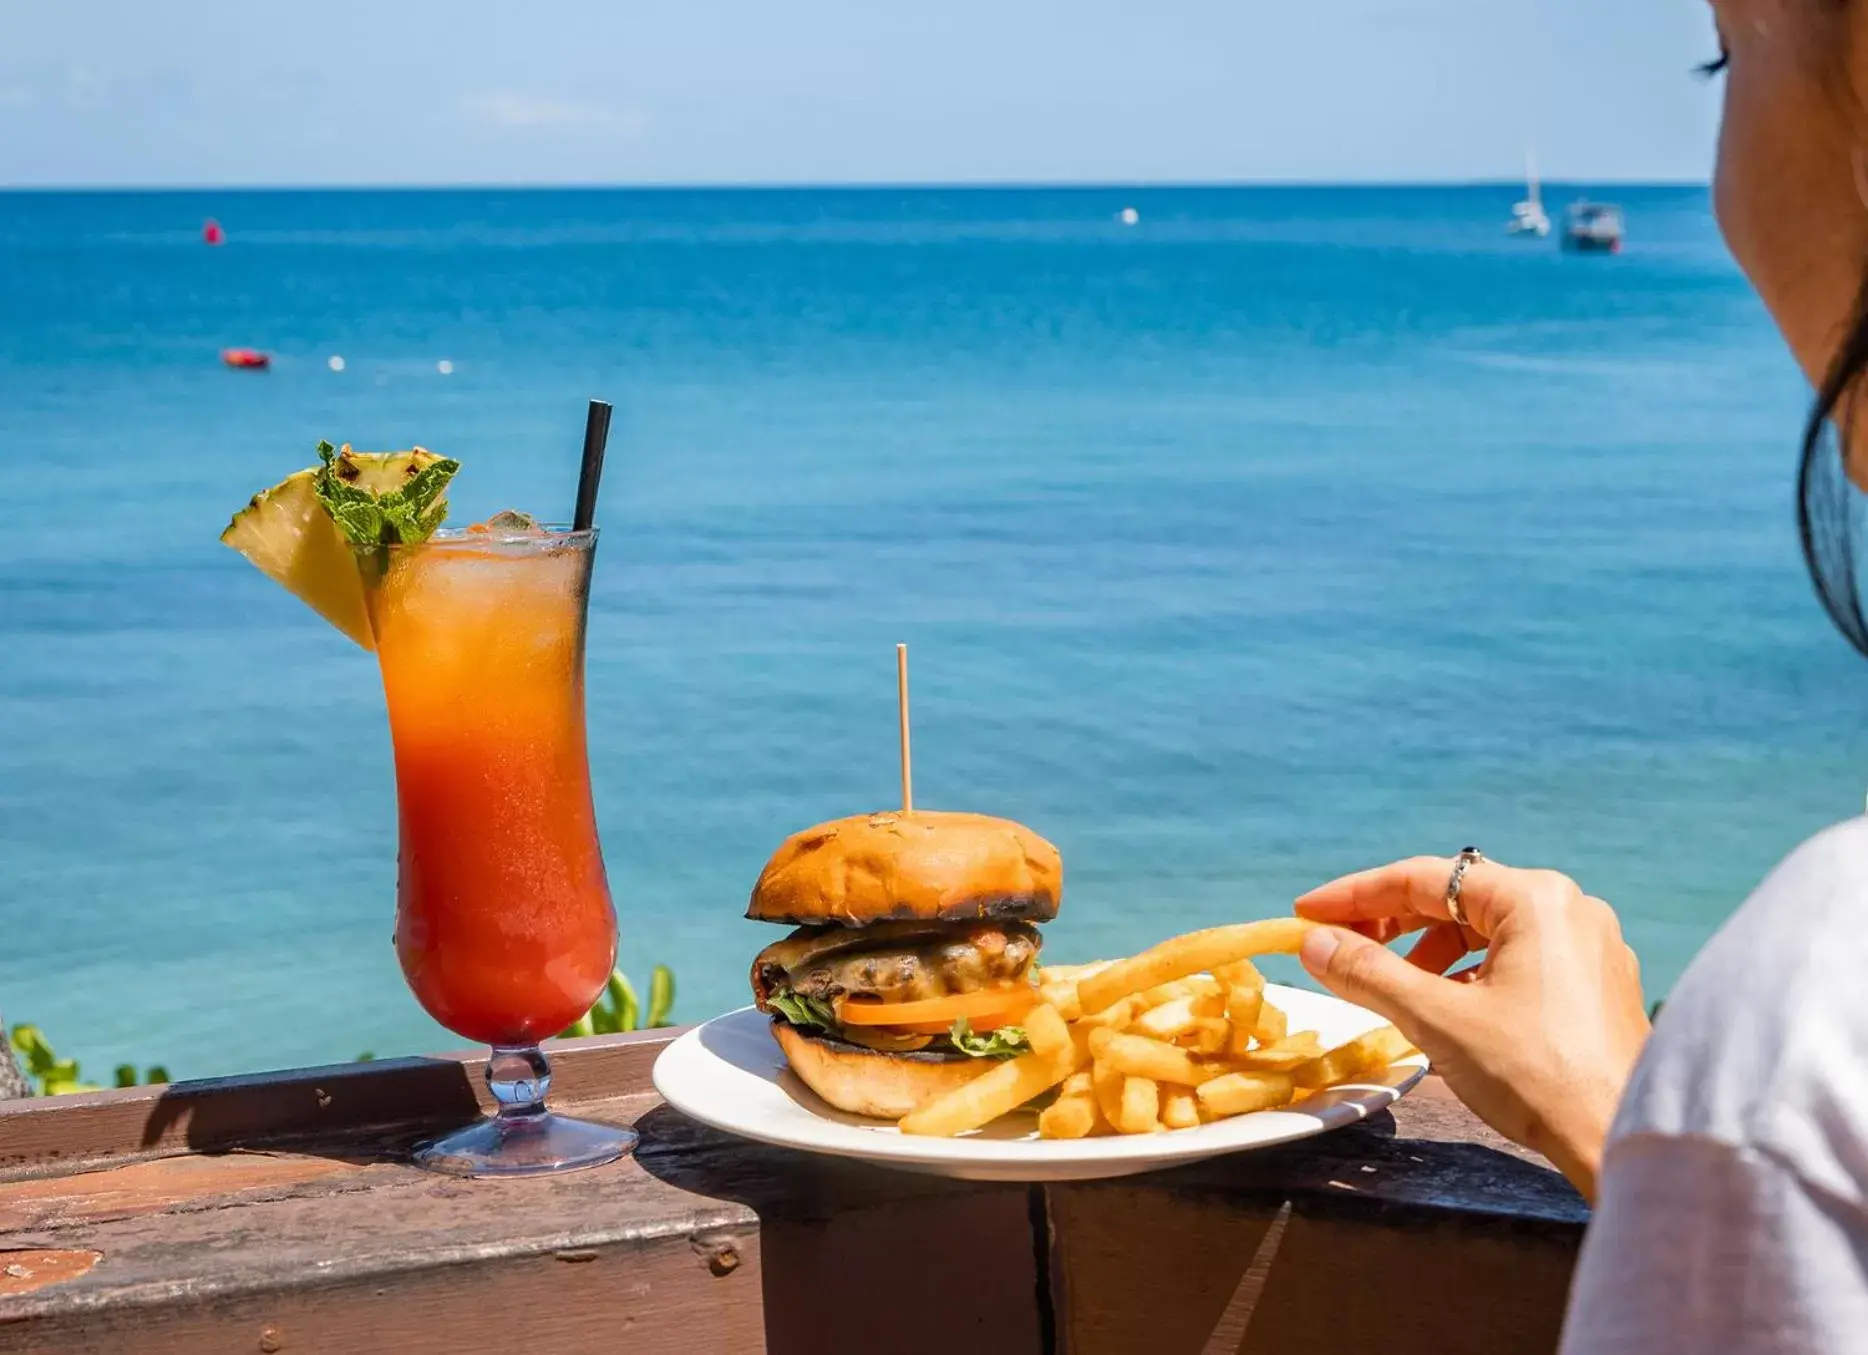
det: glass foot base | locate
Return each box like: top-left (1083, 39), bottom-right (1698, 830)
top-left (413, 1111), bottom-right (638, 1178)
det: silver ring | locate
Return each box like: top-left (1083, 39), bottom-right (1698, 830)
top-left (1445, 847), bottom-right (1485, 929)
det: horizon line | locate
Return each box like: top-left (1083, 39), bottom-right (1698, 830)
top-left (0, 176), bottom-right (1713, 194)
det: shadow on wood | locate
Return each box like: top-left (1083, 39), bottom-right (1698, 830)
top-left (634, 1103), bottom-right (1044, 1355)
top-left (1045, 1116), bottom-right (1584, 1355)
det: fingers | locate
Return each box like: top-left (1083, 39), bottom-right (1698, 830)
top-left (1404, 922), bottom-right (1472, 975)
top-left (1295, 856), bottom-right (1449, 927)
top-left (1298, 925), bottom-right (1457, 1035)
top-left (1296, 856), bottom-right (1566, 942)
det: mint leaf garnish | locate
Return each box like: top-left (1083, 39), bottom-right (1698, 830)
top-left (311, 439), bottom-right (460, 546)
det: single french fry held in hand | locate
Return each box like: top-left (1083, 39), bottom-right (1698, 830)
top-left (1089, 1028), bottom-right (1229, 1087)
top-left (1292, 1025), bottom-right (1417, 1091)
top-left (1160, 1087), bottom-right (1201, 1130)
top-left (1077, 919), bottom-right (1319, 1015)
top-left (901, 1037), bottom-right (1089, 1137)
top-left (1023, 1003), bottom-right (1072, 1060)
top-left (1118, 1076), bottom-right (1161, 1134)
top-left (1197, 1071), bottom-right (1297, 1118)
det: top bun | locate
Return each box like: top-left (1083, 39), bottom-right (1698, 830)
top-left (746, 810), bottom-right (1062, 927)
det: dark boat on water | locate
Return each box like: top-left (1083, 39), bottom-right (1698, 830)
top-left (1562, 201), bottom-right (1624, 253)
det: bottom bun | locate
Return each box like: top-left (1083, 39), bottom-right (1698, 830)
top-left (772, 1019), bottom-right (992, 1120)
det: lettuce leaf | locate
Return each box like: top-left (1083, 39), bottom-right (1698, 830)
top-left (767, 990), bottom-right (1031, 1060)
top-left (949, 1019), bottom-right (1031, 1059)
top-left (768, 989), bottom-right (837, 1032)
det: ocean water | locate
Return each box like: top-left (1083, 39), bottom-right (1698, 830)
top-left (1, 185), bottom-right (1859, 1082)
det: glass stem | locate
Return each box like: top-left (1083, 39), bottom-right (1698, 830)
top-left (486, 1044), bottom-right (552, 1124)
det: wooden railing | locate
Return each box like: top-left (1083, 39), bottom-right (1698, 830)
top-left (0, 1029), bottom-right (1586, 1354)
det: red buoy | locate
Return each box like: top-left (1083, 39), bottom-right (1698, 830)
top-left (221, 348), bottom-right (270, 370)
top-left (203, 219), bottom-right (225, 246)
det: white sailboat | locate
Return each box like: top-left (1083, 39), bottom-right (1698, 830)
top-left (1507, 149), bottom-right (1551, 237)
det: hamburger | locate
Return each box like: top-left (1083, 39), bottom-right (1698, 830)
top-left (747, 809), bottom-right (1063, 1119)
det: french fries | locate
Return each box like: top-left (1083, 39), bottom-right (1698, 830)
top-left (1198, 1071), bottom-right (1296, 1118)
top-left (1292, 1025), bottom-right (1417, 1090)
top-left (1024, 1003), bottom-right (1072, 1060)
top-left (1118, 1076), bottom-right (1161, 1134)
top-left (1232, 1031), bottom-right (1324, 1072)
top-left (890, 920), bottom-right (1421, 1141)
top-left (1131, 994), bottom-right (1219, 1041)
top-left (1091, 1057), bottom-right (1126, 1127)
top-left (1220, 960), bottom-right (1266, 1056)
top-left (1177, 1018), bottom-right (1231, 1056)
top-left (1090, 1029), bottom-right (1229, 1087)
top-left (1077, 919), bottom-right (1319, 1015)
top-left (1160, 1088), bottom-right (1201, 1130)
top-left (900, 1035), bottom-right (1090, 1137)
top-left (1038, 1081), bottom-right (1098, 1139)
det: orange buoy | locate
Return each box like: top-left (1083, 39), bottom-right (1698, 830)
top-left (203, 219), bottom-right (225, 246)
top-left (221, 348), bottom-right (270, 370)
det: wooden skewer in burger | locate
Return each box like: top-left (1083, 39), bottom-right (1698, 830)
top-left (747, 645), bottom-right (1063, 1119)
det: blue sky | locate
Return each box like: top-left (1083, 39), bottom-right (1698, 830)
top-left (0, 1), bottom-right (1722, 187)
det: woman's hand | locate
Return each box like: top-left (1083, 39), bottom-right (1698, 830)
top-left (1295, 857), bottom-right (1650, 1200)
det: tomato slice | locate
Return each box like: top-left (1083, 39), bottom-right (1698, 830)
top-left (890, 1008), bottom-right (1024, 1036)
top-left (835, 985), bottom-right (1037, 1029)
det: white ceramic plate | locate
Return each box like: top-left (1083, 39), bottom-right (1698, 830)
top-left (651, 985), bottom-right (1428, 1182)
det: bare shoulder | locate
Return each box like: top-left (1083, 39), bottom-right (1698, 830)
top-left (1615, 818), bottom-right (1868, 1160)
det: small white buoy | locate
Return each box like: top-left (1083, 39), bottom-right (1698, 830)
top-left (327, 355), bottom-right (346, 372)
top-left (1118, 207), bottom-right (1139, 226)
top-left (436, 359), bottom-right (454, 375)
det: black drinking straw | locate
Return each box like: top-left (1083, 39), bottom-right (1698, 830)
top-left (573, 399), bottom-right (613, 531)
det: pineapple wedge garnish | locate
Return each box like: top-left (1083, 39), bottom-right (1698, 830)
top-left (221, 441), bottom-right (460, 649)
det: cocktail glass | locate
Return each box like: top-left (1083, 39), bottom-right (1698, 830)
top-left (360, 525), bottom-right (636, 1176)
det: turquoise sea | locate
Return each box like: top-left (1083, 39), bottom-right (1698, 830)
top-left (1, 185), bottom-right (1859, 1081)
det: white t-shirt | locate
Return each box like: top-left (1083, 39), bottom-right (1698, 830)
top-left (1560, 817), bottom-right (1868, 1353)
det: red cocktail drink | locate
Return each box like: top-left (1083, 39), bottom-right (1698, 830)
top-left (364, 524), bottom-right (635, 1175)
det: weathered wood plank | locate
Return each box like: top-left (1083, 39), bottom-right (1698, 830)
top-left (0, 1030), bottom-right (669, 1177)
top-left (0, 1027), bottom-right (1586, 1355)
top-left (0, 1231), bottom-right (766, 1355)
top-left (0, 1091), bottom-right (1044, 1355)
top-left (1045, 1086), bottom-right (1585, 1355)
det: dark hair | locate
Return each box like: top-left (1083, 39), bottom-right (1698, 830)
top-left (1799, 273), bottom-right (1868, 655)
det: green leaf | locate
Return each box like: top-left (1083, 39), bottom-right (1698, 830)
top-left (311, 440), bottom-right (460, 547)
top-left (114, 1064), bottom-right (137, 1088)
top-left (607, 970), bottom-right (640, 1033)
top-left (948, 1019), bottom-right (1031, 1059)
top-left (647, 965), bottom-right (676, 1028)
top-left (11, 1024), bottom-right (56, 1077)
top-left (144, 1066), bottom-right (172, 1084)
top-left (767, 989), bottom-right (837, 1032)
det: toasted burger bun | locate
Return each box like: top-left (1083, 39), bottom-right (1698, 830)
top-left (773, 1020), bottom-right (991, 1119)
top-left (747, 810), bottom-right (1062, 927)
